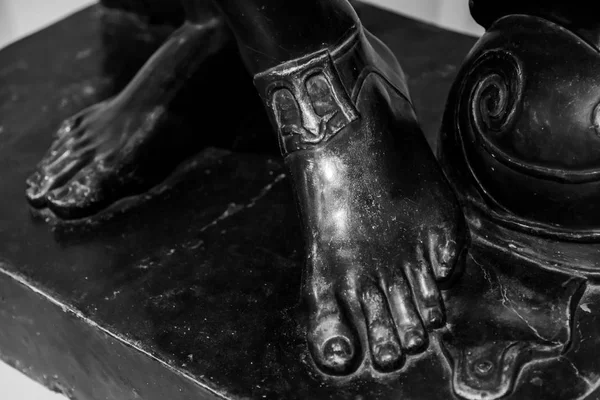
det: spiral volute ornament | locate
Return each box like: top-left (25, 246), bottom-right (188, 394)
top-left (460, 49), bottom-right (524, 145)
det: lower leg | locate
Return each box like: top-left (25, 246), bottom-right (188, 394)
top-left (211, 0), bottom-right (359, 73)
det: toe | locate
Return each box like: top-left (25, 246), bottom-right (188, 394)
top-left (307, 291), bottom-right (361, 376)
top-left (384, 272), bottom-right (428, 354)
top-left (404, 257), bottom-right (446, 330)
top-left (25, 171), bottom-right (48, 207)
top-left (46, 167), bottom-right (106, 220)
top-left (25, 159), bottom-right (77, 207)
top-left (427, 227), bottom-right (458, 281)
top-left (55, 115), bottom-right (83, 139)
top-left (361, 284), bottom-right (404, 372)
top-left (26, 144), bottom-right (92, 209)
top-left (26, 141), bottom-right (73, 204)
top-left (54, 101), bottom-right (106, 139)
top-left (48, 128), bottom-right (78, 159)
top-left (44, 146), bottom-right (91, 177)
top-left (320, 335), bottom-right (356, 373)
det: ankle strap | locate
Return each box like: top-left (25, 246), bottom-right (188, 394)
top-left (254, 30), bottom-right (402, 155)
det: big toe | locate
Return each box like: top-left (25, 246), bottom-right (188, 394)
top-left (320, 334), bottom-right (356, 373)
top-left (307, 297), bottom-right (361, 375)
top-left (26, 171), bottom-right (50, 207)
top-left (26, 144), bottom-right (92, 210)
top-left (46, 167), bottom-right (107, 219)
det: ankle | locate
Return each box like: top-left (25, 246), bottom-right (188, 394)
top-left (253, 28), bottom-right (408, 156)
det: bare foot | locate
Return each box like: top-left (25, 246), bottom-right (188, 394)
top-left (26, 19), bottom-right (229, 219)
top-left (255, 29), bottom-right (465, 375)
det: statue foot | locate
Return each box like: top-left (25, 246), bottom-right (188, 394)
top-left (26, 19), bottom-right (230, 220)
top-left (26, 98), bottom-right (175, 219)
top-left (254, 28), bottom-right (466, 375)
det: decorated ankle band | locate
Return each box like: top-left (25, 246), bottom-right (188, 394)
top-left (254, 29), bottom-right (406, 155)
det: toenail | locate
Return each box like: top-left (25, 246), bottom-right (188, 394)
top-left (438, 264), bottom-right (454, 281)
top-left (404, 329), bottom-right (426, 353)
top-left (374, 342), bottom-right (401, 366)
top-left (26, 188), bottom-right (40, 203)
top-left (49, 186), bottom-right (71, 201)
top-left (26, 175), bottom-right (50, 198)
top-left (27, 172), bottom-right (41, 185)
top-left (439, 246), bottom-right (453, 265)
top-left (322, 336), bottom-right (354, 369)
top-left (427, 309), bottom-right (445, 328)
top-left (473, 359), bottom-right (495, 377)
top-left (27, 184), bottom-right (40, 197)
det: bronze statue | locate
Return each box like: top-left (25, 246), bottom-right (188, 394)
top-left (25, 0), bottom-right (465, 376)
top-left (14, 0), bottom-right (600, 398)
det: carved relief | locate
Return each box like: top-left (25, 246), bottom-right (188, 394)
top-left (255, 50), bottom-right (359, 154)
top-left (459, 49), bottom-right (525, 172)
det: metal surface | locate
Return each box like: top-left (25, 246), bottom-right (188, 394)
top-left (1, 3), bottom-right (600, 400)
